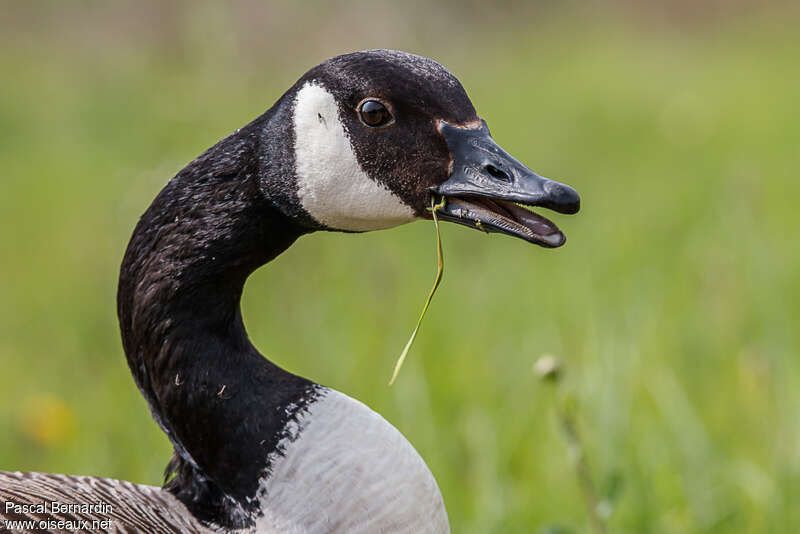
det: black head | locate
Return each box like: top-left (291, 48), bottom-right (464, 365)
top-left (282, 49), bottom-right (579, 246)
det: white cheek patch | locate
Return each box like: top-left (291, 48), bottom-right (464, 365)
top-left (293, 82), bottom-right (416, 231)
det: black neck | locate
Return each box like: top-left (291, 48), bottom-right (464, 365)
top-left (117, 109), bottom-right (318, 527)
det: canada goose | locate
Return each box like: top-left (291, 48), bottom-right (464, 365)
top-left (1, 49), bottom-right (579, 533)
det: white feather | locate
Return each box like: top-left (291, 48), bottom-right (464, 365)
top-left (293, 82), bottom-right (416, 231)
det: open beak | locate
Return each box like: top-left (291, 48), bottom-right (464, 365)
top-left (432, 121), bottom-right (580, 248)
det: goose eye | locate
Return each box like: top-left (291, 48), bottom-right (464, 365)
top-left (359, 100), bottom-right (393, 127)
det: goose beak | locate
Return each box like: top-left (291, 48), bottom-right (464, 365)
top-left (432, 121), bottom-right (580, 248)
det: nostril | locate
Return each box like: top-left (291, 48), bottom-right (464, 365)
top-left (485, 164), bottom-right (511, 182)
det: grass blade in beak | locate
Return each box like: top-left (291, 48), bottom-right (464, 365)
top-left (388, 197), bottom-right (446, 386)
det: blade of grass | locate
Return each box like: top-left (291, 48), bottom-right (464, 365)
top-left (388, 196), bottom-right (446, 386)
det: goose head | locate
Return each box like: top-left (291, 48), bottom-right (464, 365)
top-left (283, 49), bottom-right (579, 246)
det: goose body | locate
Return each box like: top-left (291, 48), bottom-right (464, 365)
top-left (1, 50), bottom-right (579, 533)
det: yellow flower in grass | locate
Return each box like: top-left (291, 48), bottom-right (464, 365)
top-left (19, 394), bottom-right (76, 447)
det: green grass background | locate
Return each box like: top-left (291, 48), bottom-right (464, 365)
top-left (1, 3), bottom-right (799, 533)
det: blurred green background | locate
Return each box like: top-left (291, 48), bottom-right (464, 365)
top-left (1, 1), bottom-right (799, 532)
